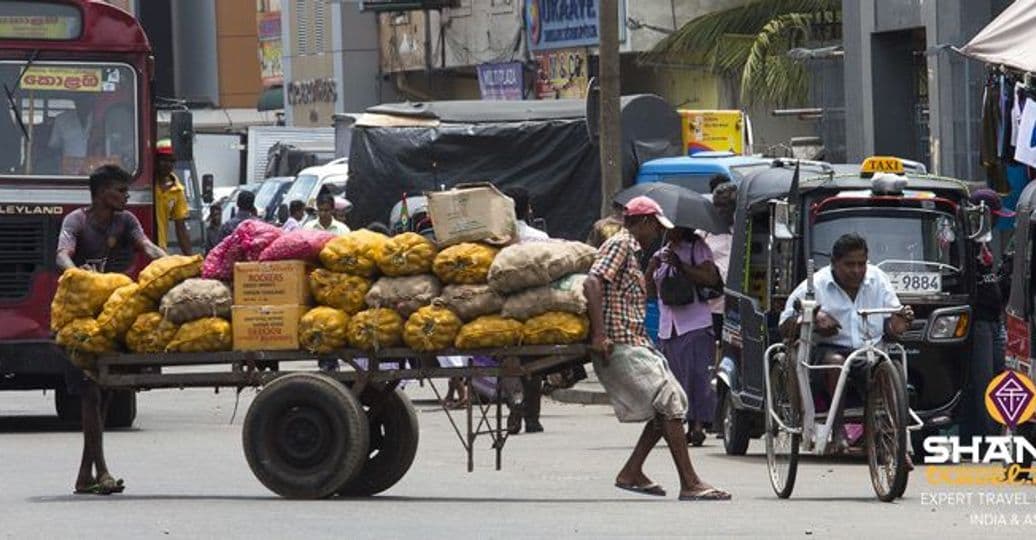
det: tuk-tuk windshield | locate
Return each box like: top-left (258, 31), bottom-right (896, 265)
top-left (812, 208), bottom-right (963, 294)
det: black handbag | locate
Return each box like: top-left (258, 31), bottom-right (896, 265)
top-left (659, 260), bottom-right (696, 306)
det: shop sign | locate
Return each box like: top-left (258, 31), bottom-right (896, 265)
top-left (534, 48), bottom-right (587, 99)
top-left (477, 62), bottom-right (524, 101)
top-left (524, 0), bottom-right (624, 52)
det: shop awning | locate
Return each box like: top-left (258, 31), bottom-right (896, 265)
top-left (257, 85), bottom-right (284, 111)
top-left (959, 0), bottom-right (1036, 72)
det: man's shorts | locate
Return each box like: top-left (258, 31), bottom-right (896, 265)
top-left (593, 344), bottom-right (689, 423)
top-left (808, 343), bottom-right (867, 407)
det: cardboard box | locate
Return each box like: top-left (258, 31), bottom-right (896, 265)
top-left (232, 305), bottom-right (305, 351)
top-left (425, 183), bottom-right (517, 246)
top-left (233, 260), bottom-right (311, 306)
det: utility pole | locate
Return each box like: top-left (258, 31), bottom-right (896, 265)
top-left (598, 0), bottom-right (621, 218)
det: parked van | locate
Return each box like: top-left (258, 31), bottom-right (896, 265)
top-left (281, 158), bottom-right (349, 217)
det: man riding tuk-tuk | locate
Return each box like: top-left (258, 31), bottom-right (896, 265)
top-left (716, 156), bottom-right (993, 457)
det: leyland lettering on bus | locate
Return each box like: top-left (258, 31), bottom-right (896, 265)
top-left (0, 205), bottom-right (64, 215)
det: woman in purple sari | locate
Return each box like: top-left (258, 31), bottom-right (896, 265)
top-left (646, 227), bottom-right (722, 446)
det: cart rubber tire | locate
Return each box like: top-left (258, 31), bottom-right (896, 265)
top-left (865, 361), bottom-right (910, 502)
top-left (55, 388), bottom-right (136, 429)
top-left (337, 388), bottom-right (419, 497)
top-left (721, 388), bottom-right (751, 456)
top-left (243, 373), bottom-right (369, 499)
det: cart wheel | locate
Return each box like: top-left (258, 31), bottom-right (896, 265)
top-left (765, 352), bottom-right (800, 499)
top-left (865, 361), bottom-right (910, 502)
top-left (243, 373), bottom-right (369, 499)
top-left (337, 388), bottom-right (419, 497)
top-left (720, 388), bottom-right (751, 456)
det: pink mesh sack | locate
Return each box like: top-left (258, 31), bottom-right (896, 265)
top-left (258, 229), bottom-right (336, 263)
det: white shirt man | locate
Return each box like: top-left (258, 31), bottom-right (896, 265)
top-left (779, 264), bottom-right (902, 349)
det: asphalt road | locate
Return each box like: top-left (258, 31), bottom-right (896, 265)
top-left (1, 382), bottom-right (1034, 539)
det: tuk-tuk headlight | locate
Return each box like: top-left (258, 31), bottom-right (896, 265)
top-left (925, 308), bottom-right (971, 342)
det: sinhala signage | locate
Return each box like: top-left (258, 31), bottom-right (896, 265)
top-left (525, 0), bottom-right (624, 52)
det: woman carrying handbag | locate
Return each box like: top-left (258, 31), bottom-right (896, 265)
top-left (646, 227), bottom-right (723, 446)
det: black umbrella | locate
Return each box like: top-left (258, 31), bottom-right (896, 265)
top-left (614, 182), bottom-right (728, 234)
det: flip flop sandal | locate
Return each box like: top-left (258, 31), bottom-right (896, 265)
top-left (73, 483), bottom-right (109, 495)
top-left (98, 475), bottom-right (125, 494)
top-left (688, 431), bottom-right (707, 447)
top-left (615, 482), bottom-right (667, 497)
top-left (679, 488), bottom-right (732, 501)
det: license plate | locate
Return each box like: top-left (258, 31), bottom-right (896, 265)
top-left (887, 271), bottom-right (941, 294)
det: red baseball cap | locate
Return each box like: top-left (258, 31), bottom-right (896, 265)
top-left (970, 188), bottom-right (1015, 218)
top-left (624, 196), bottom-right (673, 229)
top-left (156, 138), bottom-right (173, 158)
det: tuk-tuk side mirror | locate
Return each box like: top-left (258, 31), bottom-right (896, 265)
top-left (965, 202), bottom-right (992, 242)
top-left (771, 200), bottom-right (794, 240)
top-left (202, 174), bottom-right (214, 204)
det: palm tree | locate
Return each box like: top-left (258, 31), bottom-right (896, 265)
top-left (643, 0), bottom-right (841, 107)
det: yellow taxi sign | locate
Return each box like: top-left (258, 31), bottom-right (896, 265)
top-left (861, 156), bottom-right (906, 174)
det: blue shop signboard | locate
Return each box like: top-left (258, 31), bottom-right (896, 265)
top-left (524, 0), bottom-right (625, 52)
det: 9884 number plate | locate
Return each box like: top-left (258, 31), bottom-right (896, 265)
top-left (887, 271), bottom-right (941, 294)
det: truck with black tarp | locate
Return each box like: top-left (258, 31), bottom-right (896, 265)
top-left (338, 95), bottom-right (682, 240)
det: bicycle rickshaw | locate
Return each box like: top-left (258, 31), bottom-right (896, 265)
top-left (763, 259), bottom-right (922, 501)
top-left (716, 156), bottom-right (993, 462)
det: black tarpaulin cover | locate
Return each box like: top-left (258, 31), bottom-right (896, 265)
top-left (345, 95), bottom-right (680, 240)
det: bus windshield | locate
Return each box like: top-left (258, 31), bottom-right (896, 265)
top-left (0, 61), bottom-right (138, 177)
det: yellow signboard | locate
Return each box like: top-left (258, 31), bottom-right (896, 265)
top-left (0, 16), bottom-right (78, 40)
top-left (679, 110), bottom-right (748, 155)
top-left (20, 67), bottom-right (102, 92)
top-left (861, 156), bottom-right (906, 174)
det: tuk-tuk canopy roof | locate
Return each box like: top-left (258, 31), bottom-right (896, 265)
top-left (637, 155), bottom-right (770, 177)
top-left (736, 166), bottom-right (972, 210)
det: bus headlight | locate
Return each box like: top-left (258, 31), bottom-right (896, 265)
top-left (925, 307), bottom-right (970, 343)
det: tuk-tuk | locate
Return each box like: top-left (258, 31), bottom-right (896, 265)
top-left (717, 156), bottom-right (991, 456)
top-left (1004, 181), bottom-right (1036, 445)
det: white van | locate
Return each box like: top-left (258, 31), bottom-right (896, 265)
top-left (280, 158), bottom-right (349, 219)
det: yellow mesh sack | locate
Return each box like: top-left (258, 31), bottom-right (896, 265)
top-left (319, 229), bottom-right (389, 277)
top-left (347, 308), bottom-right (403, 351)
top-left (56, 318), bottom-right (116, 354)
top-left (377, 232), bottom-right (438, 276)
top-left (299, 306), bottom-right (350, 354)
top-left (403, 304), bottom-right (462, 352)
top-left (125, 312), bottom-right (180, 353)
top-left (309, 269), bottom-right (371, 314)
top-left (137, 254), bottom-right (203, 301)
top-left (432, 243), bottom-right (498, 285)
top-left (521, 312), bottom-right (589, 345)
top-left (454, 315), bottom-right (523, 349)
top-left (165, 317), bottom-right (232, 353)
top-left (96, 283), bottom-right (157, 341)
top-left (51, 269), bottom-right (133, 331)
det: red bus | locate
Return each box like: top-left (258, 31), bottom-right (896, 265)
top-left (0, 0), bottom-right (154, 424)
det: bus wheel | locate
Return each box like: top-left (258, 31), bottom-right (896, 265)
top-left (337, 387), bottom-right (420, 497)
top-left (243, 373), bottom-right (369, 499)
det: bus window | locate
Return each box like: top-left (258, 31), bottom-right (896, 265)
top-left (0, 62), bottom-right (138, 177)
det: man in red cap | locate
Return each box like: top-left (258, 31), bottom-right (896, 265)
top-left (584, 195), bottom-right (731, 501)
top-left (964, 188), bottom-right (1015, 439)
top-left (154, 140), bottom-right (192, 255)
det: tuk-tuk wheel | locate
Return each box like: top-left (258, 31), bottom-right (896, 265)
top-left (243, 372), bottom-right (370, 499)
top-left (336, 387), bottom-right (420, 497)
top-left (720, 388), bottom-right (752, 456)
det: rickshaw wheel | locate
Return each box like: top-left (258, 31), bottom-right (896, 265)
top-left (765, 353), bottom-right (800, 499)
top-left (865, 361), bottom-right (910, 502)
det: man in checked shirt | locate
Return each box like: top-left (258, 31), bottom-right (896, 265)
top-left (584, 196), bottom-right (731, 502)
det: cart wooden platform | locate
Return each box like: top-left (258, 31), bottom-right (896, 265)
top-left (94, 345), bottom-right (588, 499)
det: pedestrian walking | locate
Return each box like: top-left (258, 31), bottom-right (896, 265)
top-left (281, 200), bottom-right (305, 232)
top-left (584, 195), bottom-right (731, 501)
top-left (154, 140), bottom-right (192, 255)
top-left (646, 227), bottom-right (722, 446)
